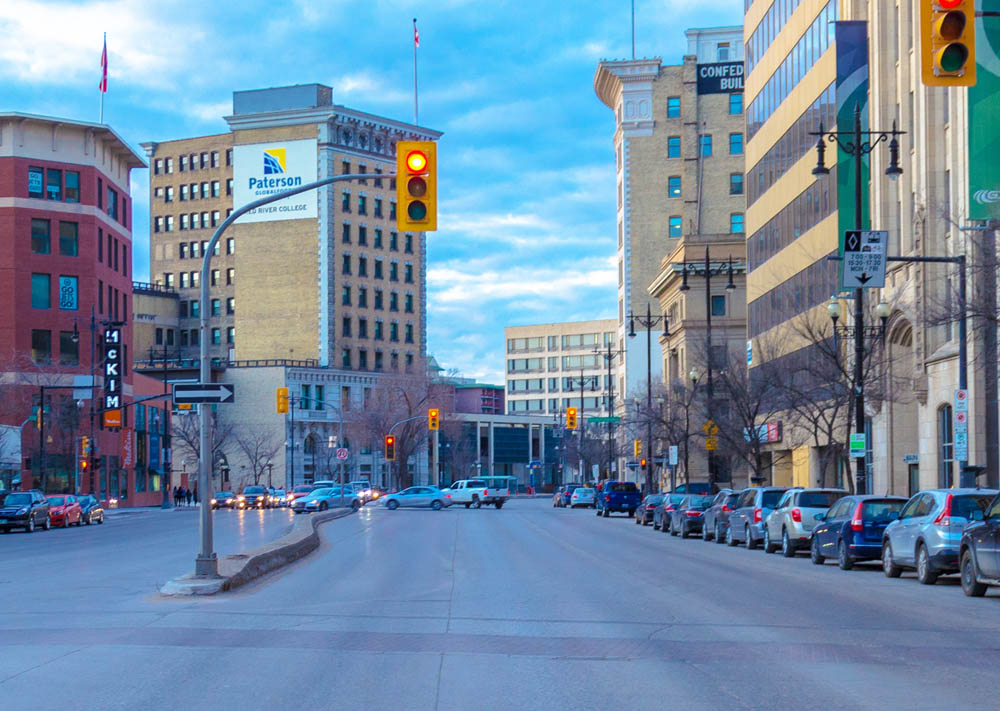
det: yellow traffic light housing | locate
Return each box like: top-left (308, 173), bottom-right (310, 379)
top-left (396, 140), bottom-right (437, 231)
top-left (385, 435), bottom-right (396, 461)
top-left (920, 0), bottom-right (976, 86)
top-left (428, 408), bottom-right (440, 430)
top-left (276, 387), bottom-right (289, 414)
top-left (634, 439), bottom-right (642, 458)
top-left (566, 407), bottom-right (578, 430)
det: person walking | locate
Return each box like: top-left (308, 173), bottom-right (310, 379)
top-left (185, 487), bottom-right (192, 506)
top-left (173, 486), bottom-right (181, 507)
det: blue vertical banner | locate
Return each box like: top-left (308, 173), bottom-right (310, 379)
top-left (835, 20), bottom-right (870, 288)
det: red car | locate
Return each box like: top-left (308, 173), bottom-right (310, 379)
top-left (285, 485), bottom-right (315, 505)
top-left (47, 495), bottom-right (83, 527)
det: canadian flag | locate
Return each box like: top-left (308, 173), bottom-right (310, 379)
top-left (99, 36), bottom-right (108, 93)
top-left (413, 19), bottom-right (419, 48)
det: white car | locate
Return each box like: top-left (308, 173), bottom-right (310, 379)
top-left (570, 487), bottom-right (596, 508)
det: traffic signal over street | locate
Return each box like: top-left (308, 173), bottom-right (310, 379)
top-left (634, 439), bottom-right (642, 458)
top-left (384, 435), bottom-right (396, 461)
top-left (920, 0), bottom-right (976, 86)
top-left (276, 387), bottom-right (289, 414)
top-left (428, 408), bottom-right (439, 430)
top-left (396, 140), bottom-right (437, 231)
top-left (566, 407), bottom-right (578, 430)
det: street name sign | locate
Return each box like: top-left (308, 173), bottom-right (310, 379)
top-left (668, 445), bottom-right (678, 466)
top-left (842, 230), bottom-right (887, 288)
top-left (173, 383), bottom-right (236, 405)
top-left (588, 416), bottom-right (621, 423)
top-left (849, 433), bottom-right (866, 458)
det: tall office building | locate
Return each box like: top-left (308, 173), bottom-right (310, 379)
top-left (143, 84), bottom-right (441, 372)
top-left (594, 27), bottom-right (745, 404)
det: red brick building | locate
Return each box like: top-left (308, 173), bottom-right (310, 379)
top-left (0, 112), bottom-right (147, 503)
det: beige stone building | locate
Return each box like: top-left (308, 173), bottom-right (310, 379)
top-left (594, 27), bottom-right (746, 404)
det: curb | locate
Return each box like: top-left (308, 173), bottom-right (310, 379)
top-left (159, 507), bottom-right (354, 596)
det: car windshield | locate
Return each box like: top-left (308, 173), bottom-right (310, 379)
top-left (78, 496), bottom-right (95, 505)
top-left (951, 494), bottom-right (995, 519)
top-left (725, 494), bottom-right (741, 507)
top-left (646, 495), bottom-right (664, 504)
top-left (245, 487), bottom-right (266, 494)
top-left (761, 491), bottom-right (785, 508)
top-left (46, 496), bottom-right (66, 506)
top-left (293, 486), bottom-right (313, 493)
top-left (310, 488), bottom-right (332, 498)
top-left (467, 480), bottom-right (486, 488)
top-left (689, 496), bottom-right (713, 510)
top-left (4, 493), bottom-right (31, 506)
top-left (610, 482), bottom-right (638, 492)
top-left (217, 492), bottom-right (234, 498)
top-left (273, 490), bottom-right (286, 496)
top-left (576, 488), bottom-right (594, 495)
top-left (798, 492), bottom-right (844, 508)
top-left (862, 500), bottom-right (905, 520)
top-left (667, 494), bottom-right (686, 505)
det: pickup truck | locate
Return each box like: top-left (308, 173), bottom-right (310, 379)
top-left (445, 478), bottom-right (512, 509)
top-left (595, 481), bottom-right (642, 518)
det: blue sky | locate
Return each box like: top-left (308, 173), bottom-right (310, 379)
top-left (2, 0), bottom-right (742, 384)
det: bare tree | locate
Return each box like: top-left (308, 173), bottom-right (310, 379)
top-left (233, 425), bottom-right (282, 487)
top-left (171, 410), bottom-right (233, 489)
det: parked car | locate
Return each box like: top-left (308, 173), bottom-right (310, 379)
top-left (669, 495), bottom-right (713, 538)
top-left (0, 490), bottom-right (51, 532)
top-left (241, 486), bottom-right (270, 509)
top-left (810, 495), bottom-right (907, 569)
top-left (47, 495), bottom-right (83, 527)
top-left (76, 494), bottom-right (105, 525)
top-left (570, 487), bottom-right (596, 508)
top-left (383, 486), bottom-right (452, 510)
top-left (653, 493), bottom-right (686, 531)
top-left (292, 487), bottom-right (338, 513)
top-left (211, 491), bottom-right (238, 510)
top-left (595, 481), bottom-right (641, 518)
top-left (881, 488), bottom-right (997, 584)
top-left (702, 489), bottom-right (739, 543)
top-left (286, 485), bottom-right (315, 505)
top-left (958, 492), bottom-right (1000, 596)
top-left (552, 485), bottom-right (575, 508)
top-left (763, 488), bottom-right (847, 556)
top-left (727, 486), bottom-right (790, 548)
top-left (635, 494), bottom-right (664, 525)
top-left (269, 489), bottom-right (288, 507)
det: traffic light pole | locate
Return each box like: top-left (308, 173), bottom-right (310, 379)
top-left (194, 172), bottom-right (386, 579)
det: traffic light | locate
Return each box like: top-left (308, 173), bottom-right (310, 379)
top-left (276, 387), bottom-right (289, 414)
top-left (634, 439), bottom-right (642, 458)
top-left (566, 407), bottom-right (578, 430)
top-left (81, 437), bottom-right (90, 455)
top-left (384, 435), bottom-right (396, 461)
top-left (920, 0), bottom-right (976, 86)
top-left (640, 458), bottom-right (647, 469)
top-left (428, 408), bottom-right (439, 430)
top-left (396, 140), bottom-right (437, 231)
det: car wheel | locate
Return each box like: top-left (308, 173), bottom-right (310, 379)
top-left (431, 500), bottom-right (442, 511)
top-left (810, 536), bottom-right (825, 564)
top-left (26, 516), bottom-right (35, 533)
top-left (653, 518), bottom-right (660, 530)
top-left (715, 523), bottom-right (726, 544)
top-left (387, 500), bottom-right (399, 510)
top-left (882, 542), bottom-right (902, 578)
top-left (837, 540), bottom-right (854, 570)
top-left (602, 508), bottom-right (610, 518)
top-left (472, 496), bottom-right (482, 509)
top-left (781, 529), bottom-right (796, 558)
top-left (916, 544), bottom-right (939, 585)
top-left (726, 526), bottom-right (737, 546)
top-left (43, 516), bottom-right (51, 531)
top-left (627, 509), bottom-right (635, 518)
top-left (763, 527), bottom-right (776, 554)
top-left (465, 503), bottom-right (471, 509)
top-left (351, 500), bottom-right (361, 512)
top-left (961, 550), bottom-right (988, 597)
top-left (496, 501), bottom-right (504, 509)
top-left (596, 506), bottom-right (602, 516)
top-left (635, 512), bottom-right (641, 525)
top-left (745, 526), bottom-right (757, 550)
top-left (85, 513), bottom-right (92, 525)
top-left (702, 524), bottom-right (711, 542)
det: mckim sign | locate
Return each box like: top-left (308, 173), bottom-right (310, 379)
top-left (233, 139), bottom-right (318, 223)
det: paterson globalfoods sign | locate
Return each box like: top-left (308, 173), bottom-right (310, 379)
top-left (233, 139), bottom-right (318, 223)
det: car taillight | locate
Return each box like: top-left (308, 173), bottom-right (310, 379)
top-left (483, 490), bottom-right (488, 496)
top-left (791, 508), bottom-right (802, 522)
top-left (753, 508), bottom-right (762, 523)
top-left (686, 510), bottom-right (701, 517)
top-left (850, 502), bottom-right (864, 532)
top-left (605, 494), bottom-right (611, 502)
top-left (933, 493), bottom-right (953, 527)
top-left (722, 505), bottom-right (730, 512)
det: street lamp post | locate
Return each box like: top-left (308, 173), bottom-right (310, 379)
top-left (686, 369), bottom-right (699, 490)
top-left (593, 342), bottom-right (626, 483)
top-left (566, 368), bottom-right (597, 484)
top-left (812, 106), bottom-right (904, 495)
top-left (628, 304), bottom-right (669, 493)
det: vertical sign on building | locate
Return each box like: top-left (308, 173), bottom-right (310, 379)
top-left (969, 7), bottom-right (1000, 220)
top-left (835, 21), bottom-right (870, 287)
top-left (103, 326), bottom-right (122, 427)
top-left (954, 389), bottom-right (969, 462)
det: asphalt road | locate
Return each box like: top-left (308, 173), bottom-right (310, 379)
top-left (1, 498), bottom-right (998, 710)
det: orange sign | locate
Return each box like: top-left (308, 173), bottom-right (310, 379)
top-left (103, 409), bottom-right (122, 428)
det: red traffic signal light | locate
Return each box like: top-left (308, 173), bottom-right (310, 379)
top-left (640, 458), bottom-right (647, 469)
top-left (566, 407), bottom-right (578, 430)
top-left (396, 140), bottom-right (437, 231)
top-left (384, 435), bottom-right (396, 461)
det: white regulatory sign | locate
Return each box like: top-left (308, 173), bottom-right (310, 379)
top-left (841, 230), bottom-right (887, 289)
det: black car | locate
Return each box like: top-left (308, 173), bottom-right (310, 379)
top-left (635, 494), bottom-right (664, 526)
top-left (0, 490), bottom-right (51, 533)
top-left (76, 494), bottom-right (105, 525)
top-left (669, 495), bottom-right (713, 538)
top-left (212, 491), bottom-right (238, 509)
top-left (702, 489), bottom-right (739, 543)
top-left (241, 486), bottom-right (270, 509)
top-left (959, 493), bottom-right (1000, 597)
top-left (653, 493), bottom-right (686, 531)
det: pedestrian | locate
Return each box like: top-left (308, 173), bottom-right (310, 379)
top-left (173, 486), bottom-right (181, 507)
top-left (185, 488), bottom-right (192, 506)
top-left (193, 486), bottom-right (198, 505)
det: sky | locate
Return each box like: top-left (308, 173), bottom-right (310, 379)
top-left (1, 0), bottom-right (743, 384)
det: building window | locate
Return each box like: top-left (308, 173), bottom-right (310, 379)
top-left (226, 268), bottom-right (234, 285)
top-left (190, 300), bottom-right (200, 317)
top-left (180, 273), bottom-right (189, 289)
top-left (180, 214), bottom-right (189, 230)
top-left (358, 195), bottom-right (367, 215)
top-left (65, 171), bottom-right (80, 202)
top-left (212, 211), bottom-right (220, 227)
top-left (46, 168), bottom-right (62, 200)
top-left (390, 322), bottom-right (399, 342)
top-left (211, 269), bottom-right (219, 286)
top-left (729, 132), bottom-right (744, 155)
top-left (180, 185), bottom-right (188, 201)
top-left (389, 292), bottom-right (399, 311)
top-left (939, 405), bottom-right (954, 488)
top-left (226, 178), bottom-right (233, 196)
top-left (730, 213), bottom-right (745, 234)
top-left (180, 301), bottom-right (188, 318)
top-left (31, 219), bottom-right (50, 254)
top-left (358, 318), bottom-right (368, 339)
top-left (58, 275), bottom-right (78, 310)
top-left (226, 327), bottom-right (235, 344)
top-left (211, 328), bottom-right (221, 345)
top-left (374, 198), bottom-right (383, 218)
top-left (212, 181), bottom-right (220, 198)
top-left (374, 320), bottom-right (383, 340)
top-left (729, 92), bottom-right (743, 115)
top-left (730, 173), bottom-right (744, 195)
top-left (374, 168), bottom-right (383, 187)
top-left (342, 191), bottom-right (351, 212)
top-left (389, 232), bottom-right (398, 251)
top-left (227, 298), bottom-right (235, 314)
top-left (405, 324), bottom-right (413, 343)
top-left (389, 261), bottom-right (398, 281)
top-left (668, 176), bottom-right (681, 198)
top-left (404, 293), bottom-right (414, 313)
top-left (404, 263), bottom-right (413, 283)
top-left (342, 161), bottom-right (351, 174)
top-left (212, 151), bottom-right (220, 168)
top-left (359, 256), bottom-right (368, 277)
top-left (374, 351), bottom-right (383, 370)
top-left (711, 295), bottom-right (727, 316)
top-left (211, 299), bottom-right (220, 316)
top-left (374, 289), bottom-right (383, 309)
top-left (717, 41), bottom-right (730, 61)
top-left (31, 329), bottom-right (51, 363)
top-left (667, 96), bottom-right (681, 118)
top-left (359, 349), bottom-right (368, 370)
top-left (154, 216), bottom-right (163, 233)
top-left (667, 136), bottom-right (681, 158)
top-left (31, 273), bottom-right (51, 309)
top-left (342, 224), bottom-right (351, 243)
top-left (389, 202), bottom-right (396, 220)
top-left (226, 237), bottom-right (235, 254)
top-left (669, 216), bottom-right (682, 237)
top-left (28, 167), bottom-right (44, 198)
top-left (699, 134), bottom-right (712, 157)
top-left (374, 260), bottom-right (383, 279)
top-left (190, 329), bottom-right (199, 345)
top-left (374, 229), bottom-right (383, 248)
top-left (358, 226), bottom-right (367, 245)
top-left (342, 254), bottom-right (352, 275)
top-left (342, 286), bottom-right (351, 306)
top-left (180, 331), bottom-right (189, 347)
top-left (342, 348), bottom-right (351, 368)
top-left (358, 287), bottom-right (367, 308)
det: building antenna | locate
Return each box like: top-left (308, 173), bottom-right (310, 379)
top-left (631, 0), bottom-right (636, 60)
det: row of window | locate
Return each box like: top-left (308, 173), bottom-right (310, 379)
top-left (30, 273), bottom-right (79, 311)
top-left (747, 84), bottom-right (835, 208)
top-left (670, 133), bottom-right (744, 159)
top-left (341, 224), bottom-right (414, 253)
top-left (668, 212), bottom-right (744, 238)
top-left (341, 348), bottom-right (415, 373)
top-left (746, 0), bottom-right (837, 142)
top-left (507, 397), bottom-right (604, 413)
top-left (28, 167), bottom-right (126, 225)
top-left (156, 180), bottom-right (228, 203)
top-left (179, 297), bottom-right (234, 318)
top-left (161, 269), bottom-right (234, 289)
top-left (153, 150), bottom-right (228, 175)
top-left (154, 210), bottom-right (226, 233)
top-left (747, 252), bottom-right (837, 338)
top-left (29, 219), bottom-right (130, 280)
top-left (341, 255), bottom-right (414, 283)
top-left (341, 191), bottom-right (395, 219)
top-left (746, 0), bottom-right (805, 75)
top-left (168, 327), bottom-right (235, 347)
top-left (747, 167), bottom-right (835, 272)
top-left (30, 329), bottom-right (80, 366)
top-left (341, 286), bottom-right (414, 313)
top-left (178, 239), bottom-right (233, 259)
top-left (98, 280), bottom-right (127, 320)
top-left (506, 333), bottom-right (615, 353)
top-left (507, 375), bottom-right (611, 393)
top-left (507, 354), bottom-right (607, 373)
top-left (666, 93), bottom-right (743, 119)
top-left (341, 317), bottom-right (414, 343)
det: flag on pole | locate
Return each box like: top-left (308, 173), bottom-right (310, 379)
top-left (413, 18), bottom-right (419, 48)
top-left (99, 34), bottom-right (108, 93)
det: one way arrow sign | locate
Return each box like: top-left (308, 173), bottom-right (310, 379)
top-left (173, 383), bottom-right (236, 405)
top-left (841, 230), bottom-right (887, 289)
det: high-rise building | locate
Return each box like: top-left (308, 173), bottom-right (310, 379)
top-left (143, 84), bottom-right (441, 372)
top-left (594, 27), bottom-right (745, 404)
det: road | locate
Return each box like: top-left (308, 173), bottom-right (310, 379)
top-left (1, 498), bottom-right (998, 710)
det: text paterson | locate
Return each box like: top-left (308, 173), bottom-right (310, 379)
top-left (248, 175), bottom-right (303, 189)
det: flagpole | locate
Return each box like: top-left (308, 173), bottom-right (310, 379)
top-left (413, 17), bottom-right (418, 125)
top-left (100, 32), bottom-right (106, 123)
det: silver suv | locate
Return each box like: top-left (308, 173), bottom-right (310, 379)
top-left (881, 488), bottom-right (998, 584)
top-left (763, 488), bottom-right (846, 557)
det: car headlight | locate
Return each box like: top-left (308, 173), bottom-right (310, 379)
top-left (16, 507), bottom-right (29, 515)
top-left (210, 499), bottom-right (217, 505)
top-left (237, 495), bottom-right (245, 501)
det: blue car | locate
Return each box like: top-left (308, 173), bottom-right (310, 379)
top-left (810, 494), bottom-right (907, 570)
